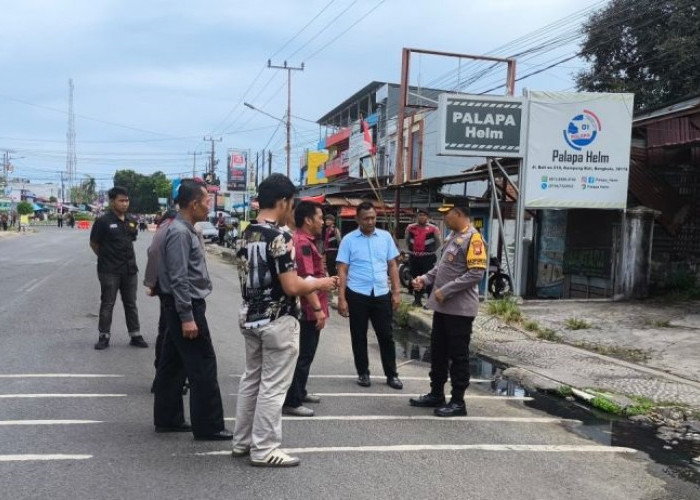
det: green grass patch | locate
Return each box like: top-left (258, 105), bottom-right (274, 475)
top-left (536, 328), bottom-right (561, 342)
top-left (557, 385), bottom-right (573, 397)
top-left (486, 297), bottom-right (522, 323)
top-left (643, 318), bottom-right (672, 328)
top-left (394, 301), bottom-right (412, 328)
top-left (590, 396), bottom-right (623, 415)
top-left (573, 341), bottom-right (650, 362)
top-left (565, 317), bottom-right (591, 330)
top-left (522, 319), bottom-right (540, 332)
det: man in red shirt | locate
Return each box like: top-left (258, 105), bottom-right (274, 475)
top-left (404, 209), bottom-right (441, 307)
top-left (282, 201), bottom-right (331, 417)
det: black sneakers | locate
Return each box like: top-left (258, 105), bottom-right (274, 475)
top-left (129, 335), bottom-right (149, 348)
top-left (94, 335), bottom-right (110, 350)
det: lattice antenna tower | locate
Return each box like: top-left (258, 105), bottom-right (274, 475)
top-left (66, 78), bottom-right (77, 190)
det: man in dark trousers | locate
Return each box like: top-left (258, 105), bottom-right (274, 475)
top-left (216, 212), bottom-right (226, 246)
top-left (90, 186), bottom-right (147, 350)
top-left (409, 200), bottom-right (487, 417)
top-left (282, 201), bottom-right (331, 417)
top-left (152, 178), bottom-right (231, 441)
top-left (404, 209), bottom-right (441, 306)
top-left (336, 201), bottom-right (403, 390)
top-left (322, 214), bottom-right (341, 277)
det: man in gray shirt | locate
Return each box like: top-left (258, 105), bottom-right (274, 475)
top-left (152, 178), bottom-right (232, 441)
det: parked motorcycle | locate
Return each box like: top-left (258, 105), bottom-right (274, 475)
top-left (223, 227), bottom-right (239, 248)
top-left (488, 257), bottom-right (513, 299)
top-left (398, 251), bottom-right (412, 290)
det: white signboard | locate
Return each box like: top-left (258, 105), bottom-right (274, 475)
top-left (524, 91), bottom-right (634, 209)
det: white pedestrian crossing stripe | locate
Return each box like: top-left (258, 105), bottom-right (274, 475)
top-left (0, 420), bottom-right (103, 425)
top-left (230, 393), bottom-right (532, 400)
top-left (197, 444), bottom-right (635, 457)
top-left (224, 415), bottom-right (579, 424)
top-left (0, 394), bottom-right (126, 398)
top-left (0, 374), bottom-right (123, 378)
top-left (0, 454), bottom-right (92, 462)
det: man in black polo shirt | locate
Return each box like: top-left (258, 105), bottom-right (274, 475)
top-left (90, 186), bottom-right (147, 350)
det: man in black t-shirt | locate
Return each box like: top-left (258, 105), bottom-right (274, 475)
top-left (90, 186), bottom-right (147, 350)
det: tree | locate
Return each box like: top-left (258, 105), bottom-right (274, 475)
top-left (49, 196), bottom-right (57, 203)
top-left (113, 170), bottom-right (172, 213)
top-left (576, 0), bottom-right (700, 111)
top-left (16, 201), bottom-right (33, 215)
top-left (70, 175), bottom-right (97, 205)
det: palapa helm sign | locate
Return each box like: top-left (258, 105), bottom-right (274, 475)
top-left (523, 91), bottom-right (634, 209)
top-left (438, 94), bottom-right (526, 158)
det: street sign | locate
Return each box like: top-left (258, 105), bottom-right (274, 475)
top-left (523, 91), bottom-right (634, 209)
top-left (438, 93), bottom-right (526, 158)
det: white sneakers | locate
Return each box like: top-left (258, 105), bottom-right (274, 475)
top-left (250, 449), bottom-right (300, 468)
top-left (282, 405), bottom-right (315, 417)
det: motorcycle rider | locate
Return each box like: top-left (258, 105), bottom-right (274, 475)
top-left (404, 209), bottom-right (441, 307)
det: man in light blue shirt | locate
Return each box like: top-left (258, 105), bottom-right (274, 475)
top-left (337, 201), bottom-right (403, 390)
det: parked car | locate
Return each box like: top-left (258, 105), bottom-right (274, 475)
top-left (194, 221), bottom-right (218, 243)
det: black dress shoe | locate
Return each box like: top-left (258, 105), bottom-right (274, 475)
top-left (434, 400), bottom-right (467, 417)
top-left (194, 429), bottom-right (234, 441)
top-left (129, 335), bottom-right (149, 348)
top-left (94, 335), bottom-right (110, 350)
top-left (387, 376), bottom-right (403, 390)
top-left (357, 374), bottom-right (371, 387)
top-left (155, 422), bottom-right (192, 433)
top-left (409, 393), bottom-right (446, 407)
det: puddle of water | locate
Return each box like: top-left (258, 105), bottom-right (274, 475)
top-left (393, 327), bottom-right (700, 488)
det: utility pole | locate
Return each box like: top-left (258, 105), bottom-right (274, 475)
top-left (66, 79), bottom-right (77, 194)
top-left (267, 60), bottom-right (304, 179)
top-left (59, 171), bottom-right (66, 203)
top-left (268, 150), bottom-right (272, 178)
top-left (255, 152), bottom-right (260, 188)
top-left (187, 151), bottom-right (204, 177)
top-left (202, 136), bottom-right (222, 183)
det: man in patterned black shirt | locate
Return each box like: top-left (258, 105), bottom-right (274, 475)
top-left (232, 174), bottom-right (336, 468)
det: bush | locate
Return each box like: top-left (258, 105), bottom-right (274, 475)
top-left (16, 201), bottom-right (34, 216)
top-left (73, 212), bottom-right (94, 221)
top-left (486, 297), bottom-right (522, 323)
top-left (565, 317), bottom-right (591, 330)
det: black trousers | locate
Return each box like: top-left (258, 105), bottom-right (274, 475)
top-left (153, 296), bottom-right (225, 436)
top-left (409, 254), bottom-right (437, 300)
top-left (98, 273), bottom-right (140, 336)
top-left (154, 296), bottom-right (167, 369)
top-left (218, 228), bottom-right (226, 245)
top-left (346, 288), bottom-right (397, 378)
top-left (429, 311), bottom-right (474, 402)
top-left (284, 320), bottom-right (320, 408)
top-left (326, 250), bottom-right (338, 277)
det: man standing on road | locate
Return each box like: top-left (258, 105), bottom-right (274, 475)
top-left (152, 178), bottom-right (232, 441)
top-left (216, 212), bottom-right (226, 246)
top-left (322, 214), bottom-right (341, 277)
top-left (409, 200), bottom-right (487, 417)
top-left (232, 174), bottom-right (336, 468)
top-left (336, 201), bottom-right (403, 390)
top-left (57, 211), bottom-right (63, 228)
top-left (89, 186), bottom-right (147, 350)
top-left (404, 209), bottom-right (441, 307)
top-left (282, 201), bottom-right (330, 417)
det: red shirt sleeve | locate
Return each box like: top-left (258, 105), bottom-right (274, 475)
top-left (295, 241), bottom-right (315, 278)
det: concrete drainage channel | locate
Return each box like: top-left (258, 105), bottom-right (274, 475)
top-left (393, 328), bottom-right (700, 489)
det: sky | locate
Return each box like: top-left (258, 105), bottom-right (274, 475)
top-left (0, 0), bottom-right (607, 190)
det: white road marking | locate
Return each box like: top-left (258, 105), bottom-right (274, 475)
top-left (24, 274), bottom-right (53, 293)
top-left (229, 393), bottom-right (532, 400)
top-left (0, 374), bottom-right (123, 378)
top-left (229, 374), bottom-right (491, 383)
top-left (0, 420), bottom-right (103, 426)
top-left (196, 444), bottom-right (636, 457)
top-left (223, 416), bottom-right (580, 424)
top-left (0, 394), bottom-right (126, 398)
top-left (18, 278), bottom-right (39, 293)
top-left (0, 454), bottom-right (92, 462)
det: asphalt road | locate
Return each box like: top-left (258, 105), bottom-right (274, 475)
top-left (0, 226), bottom-right (683, 499)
